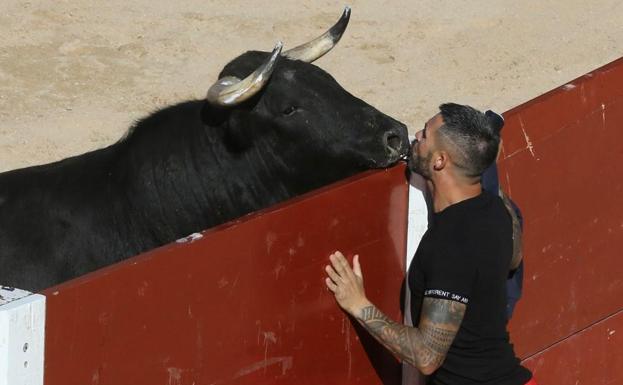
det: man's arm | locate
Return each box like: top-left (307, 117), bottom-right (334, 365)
top-left (356, 297), bottom-right (465, 375)
top-left (325, 252), bottom-right (466, 375)
top-left (499, 190), bottom-right (523, 271)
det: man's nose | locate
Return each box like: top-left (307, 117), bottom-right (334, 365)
top-left (412, 130), bottom-right (422, 145)
top-left (414, 129), bottom-right (423, 141)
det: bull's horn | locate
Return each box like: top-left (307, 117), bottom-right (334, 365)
top-left (207, 41), bottom-right (283, 107)
top-left (283, 6), bottom-right (351, 63)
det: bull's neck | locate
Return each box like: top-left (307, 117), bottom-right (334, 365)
top-left (112, 123), bottom-right (296, 248)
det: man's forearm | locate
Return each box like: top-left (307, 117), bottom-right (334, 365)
top-left (324, 252), bottom-right (463, 375)
top-left (356, 305), bottom-right (445, 374)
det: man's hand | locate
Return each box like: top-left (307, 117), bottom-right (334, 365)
top-left (325, 251), bottom-right (371, 317)
top-left (324, 251), bottom-right (464, 375)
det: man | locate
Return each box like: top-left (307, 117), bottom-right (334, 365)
top-left (325, 103), bottom-right (534, 384)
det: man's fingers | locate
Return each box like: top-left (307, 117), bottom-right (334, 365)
top-left (325, 277), bottom-right (338, 292)
top-left (353, 254), bottom-right (362, 278)
top-left (332, 250), bottom-right (345, 259)
top-left (325, 264), bottom-right (343, 284)
top-left (330, 251), bottom-right (356, 280)
top-left (329, 253), bottom-right (347, 275)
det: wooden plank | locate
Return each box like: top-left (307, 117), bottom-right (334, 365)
top-left (522, 309), bottom-right (623, 385)
top-left (500, 58), bottom-right (623, 360)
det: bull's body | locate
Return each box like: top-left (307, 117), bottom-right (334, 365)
top-left (0, 10), bottom-right (409, 291)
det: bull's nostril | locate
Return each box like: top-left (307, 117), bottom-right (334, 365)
top-left (386, 134), bottom-right (401, 151)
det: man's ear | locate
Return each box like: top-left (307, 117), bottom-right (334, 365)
top-left (433, 151), bottom-right (449, 171)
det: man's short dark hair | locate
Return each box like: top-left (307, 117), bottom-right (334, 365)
top-left (437, 103), bottom-right (502, 178)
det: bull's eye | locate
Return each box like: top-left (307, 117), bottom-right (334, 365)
top-left (282, 106), bottom-right (297, 116)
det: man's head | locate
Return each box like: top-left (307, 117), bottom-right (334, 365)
top-left (408, 103), bottom-right (502, 181)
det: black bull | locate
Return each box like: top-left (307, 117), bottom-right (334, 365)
top-left (0, 9), bottom-right (409, 291)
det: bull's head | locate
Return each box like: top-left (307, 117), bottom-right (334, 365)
top-left (204, 7), bottom-right (409, 187)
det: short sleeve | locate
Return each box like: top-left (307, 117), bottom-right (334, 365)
top-left (424, 242), bottom-right (477, 305)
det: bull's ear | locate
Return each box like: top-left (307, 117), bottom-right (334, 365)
top-left (222, 110), bottom-right (254, 153)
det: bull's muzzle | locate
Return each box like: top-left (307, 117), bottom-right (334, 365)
top-left (384, 129), bottom-right (410, 164)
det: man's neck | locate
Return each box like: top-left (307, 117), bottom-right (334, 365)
top-left (427, 177), bottom-right (482, 213)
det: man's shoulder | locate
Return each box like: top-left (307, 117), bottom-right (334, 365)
top-left (468, 192), bottom-right (511, 228)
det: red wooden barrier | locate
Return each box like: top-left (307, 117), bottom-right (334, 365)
top-left (40, 166), bottom-right (409, 385)
top-left (500, 57), bottom-right (623, 383)
top-left (522, 310), bottom-right (623, 384)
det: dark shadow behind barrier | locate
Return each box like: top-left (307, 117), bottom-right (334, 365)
top-left (352, 317), bottom-right (402, 385)
top-left (41, 165), bottom-right (409, 385)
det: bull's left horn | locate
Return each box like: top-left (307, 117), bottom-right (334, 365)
top-left (283, 6), bottom-right (351, 63)
top-left (207, 41), bottom-right (283, 107)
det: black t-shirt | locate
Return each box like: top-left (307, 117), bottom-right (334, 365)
top-left (408, 191), bottom-right (532, 385)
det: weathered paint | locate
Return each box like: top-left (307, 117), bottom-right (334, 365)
top-left (500, 58), bottom-right (623, 382)
top-left (0, 293), bottom-right (45, 385)
top-left (0, 287), bottom-right (32, 307)
top-left (522, 309), bottom-right (623, 384)
top-left (41, 165), bottom-right (408, 385)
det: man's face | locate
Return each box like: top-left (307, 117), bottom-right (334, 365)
top-left (407, 113), bottom-right (443, 179)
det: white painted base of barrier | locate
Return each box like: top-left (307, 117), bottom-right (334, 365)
top-left (0, 288), bottom-right (45, 385)
top-left (402, 170), bottom-right (430, 385)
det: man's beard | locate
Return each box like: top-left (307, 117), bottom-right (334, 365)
top-left (408, 151), bottom-right (432, 179)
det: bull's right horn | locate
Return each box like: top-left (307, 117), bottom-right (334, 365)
top-left (207, 41), bottom-right (283, 107)
top-left (283, 6), bottom-right (351, 63)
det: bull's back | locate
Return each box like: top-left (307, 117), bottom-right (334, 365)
top-left (0, 146), bottom-right (129, 290)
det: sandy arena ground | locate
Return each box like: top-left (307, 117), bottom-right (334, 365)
top-left (1, 0), bottom-right (622, 172)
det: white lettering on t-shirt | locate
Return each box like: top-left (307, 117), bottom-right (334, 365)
top-left (424, 289), bottom-right (469, 304)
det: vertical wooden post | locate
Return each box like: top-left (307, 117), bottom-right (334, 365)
top-left (0, 288), bottom-right (45, 385)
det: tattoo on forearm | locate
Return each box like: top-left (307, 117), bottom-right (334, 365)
top-left (421, 326), bottom-right (455, 354)
top-left (360, 306), bottom-right (424, 365)
top-left (358, 297), bottom-right (466, 373)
